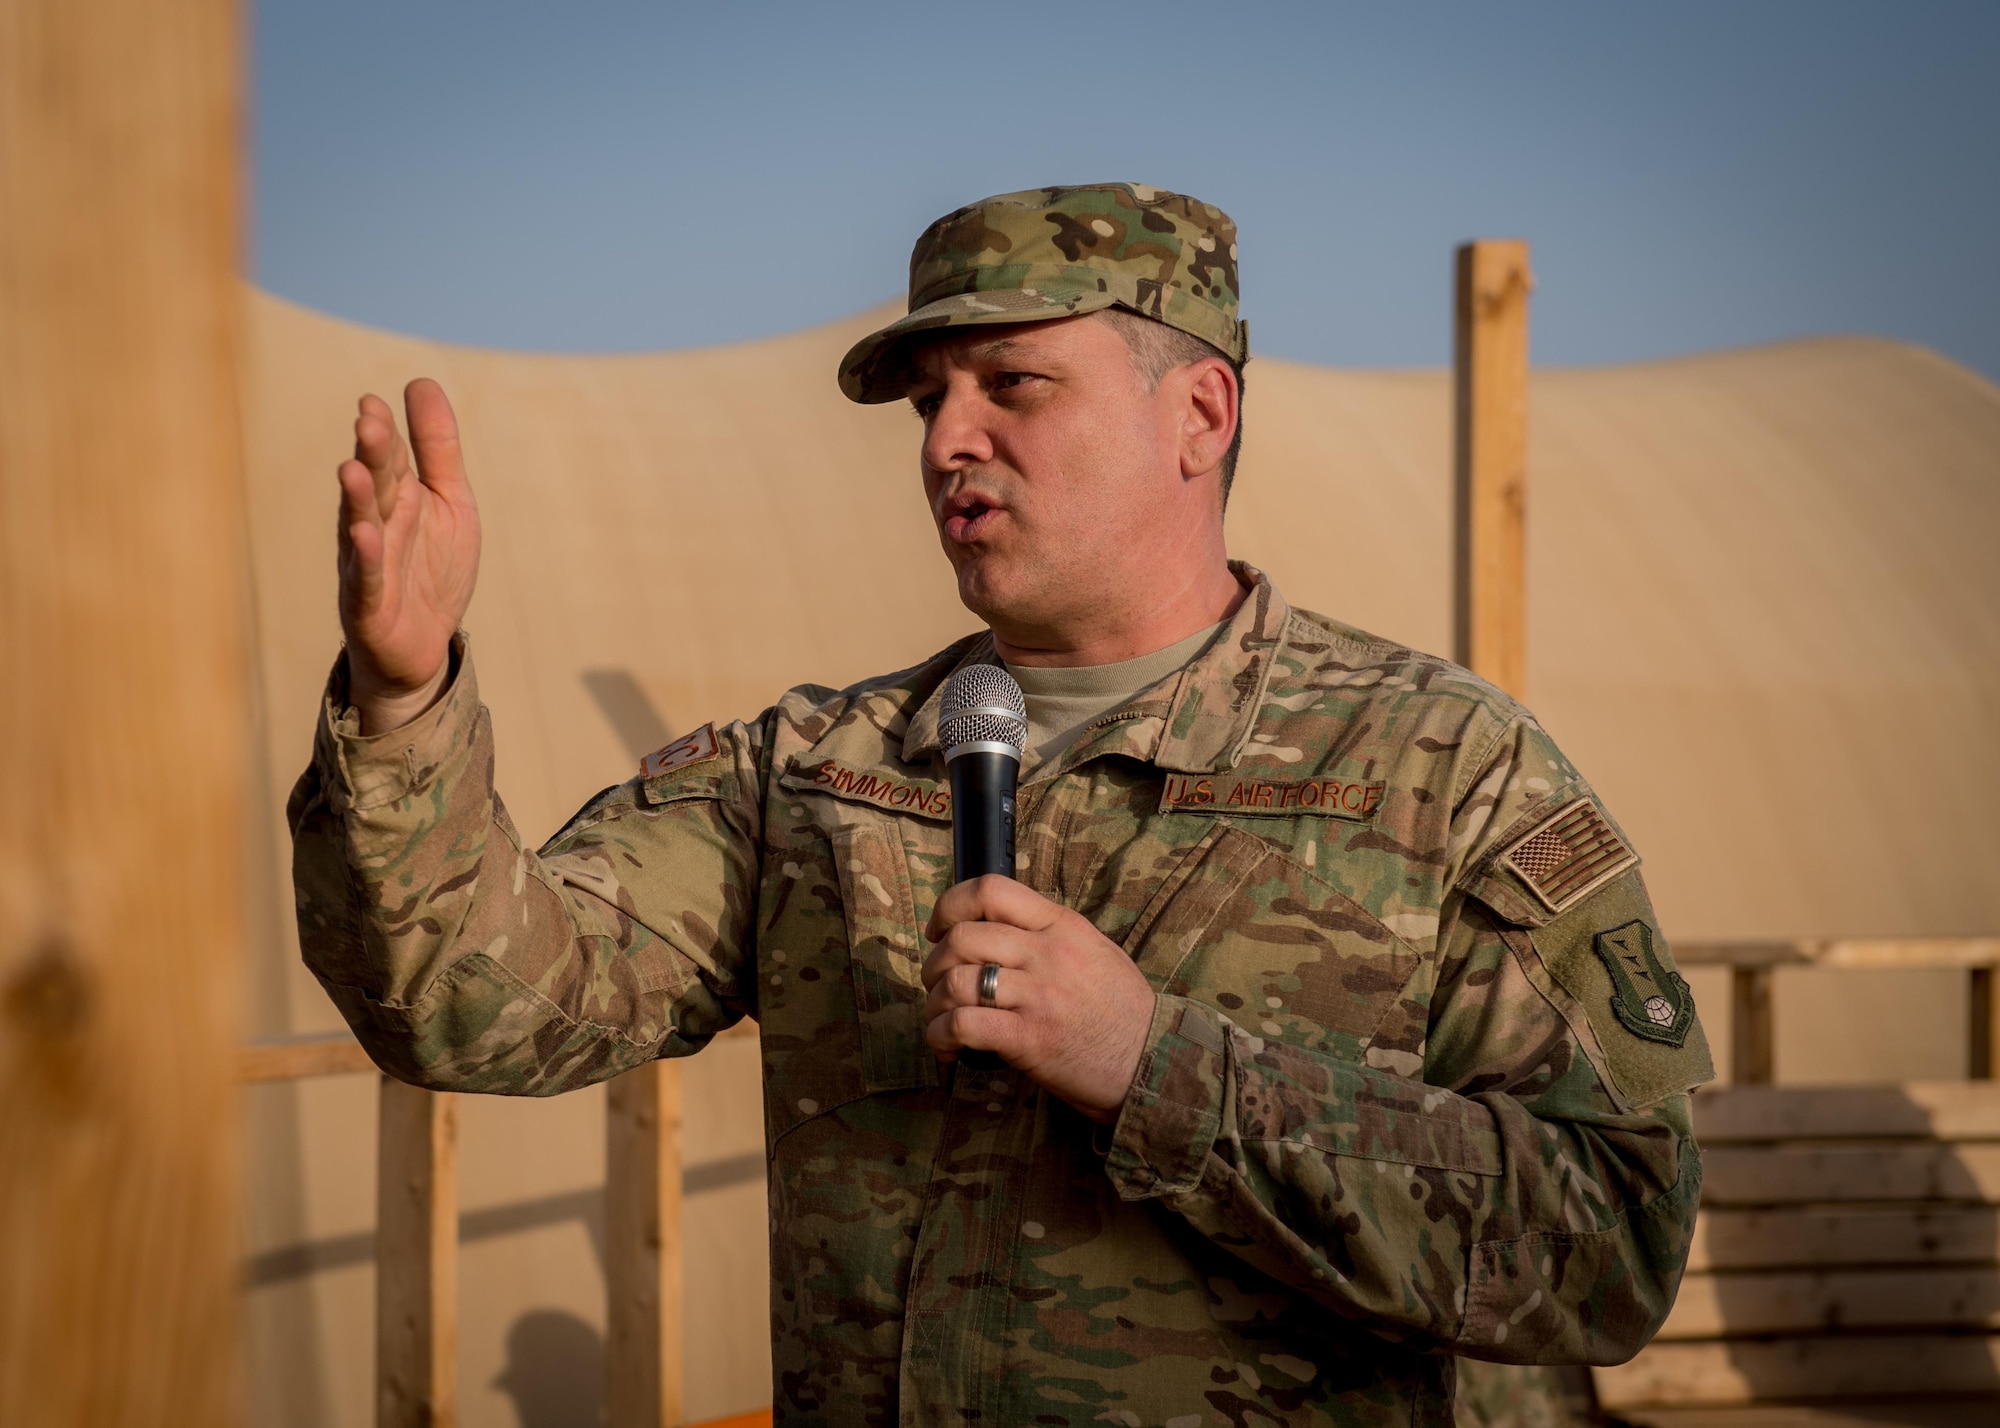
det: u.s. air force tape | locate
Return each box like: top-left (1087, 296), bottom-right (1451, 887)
top-left (1159, 772), bottom-right (1385, 821)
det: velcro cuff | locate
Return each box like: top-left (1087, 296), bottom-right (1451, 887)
top-left (1105, 995), bottom-right (1229, 1201)
top-left (315, 635), bottom-right (477, 814)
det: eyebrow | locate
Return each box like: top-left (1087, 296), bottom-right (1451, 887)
top-left (909, 334), bottom-right (1033, 388)
top-left (964, 336), bottom-right (1027, 363)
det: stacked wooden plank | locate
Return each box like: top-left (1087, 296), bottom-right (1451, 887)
top-left (1596, 1083), bottom-right (2000, 1417)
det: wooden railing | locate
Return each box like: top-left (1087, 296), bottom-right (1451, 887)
top-left (240, 1022), bottom-right (761, 1428)
top-left (1594, 937), bottom-right (2000, 1413)
top-left (1676, 938), bottom-right (2000, 1084)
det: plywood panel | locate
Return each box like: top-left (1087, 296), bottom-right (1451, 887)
top-left (1659, 1266), bottom-right (2000, 1337)
top-left (1610, 1397), bottom-right (2000, 1427)
top-left (1702, 1143), bottom-right (2000, 1205)
top-left (0, 0), bottom-right (246, 1422)
top-left (1689, 1205), bottom-right (2000, 1271)
top-left (1696, 1083), bottom-right (2000, 1142)
top-left (1594, 1335), bottom-right (2000, 1407)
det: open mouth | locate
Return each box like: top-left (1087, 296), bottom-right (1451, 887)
top-left (943, 492), bottom-right (1002, 544)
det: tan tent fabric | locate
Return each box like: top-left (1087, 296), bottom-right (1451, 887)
top-left (238, 290), bottom-right (2000, 1426)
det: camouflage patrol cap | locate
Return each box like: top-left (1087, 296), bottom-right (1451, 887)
top-left (838, 182), bottom-right (1247, 404)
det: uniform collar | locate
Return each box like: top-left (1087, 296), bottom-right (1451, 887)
top-left (900, 562), bottom-right (1290, 775)
top-left (901, 629), bottom-right (998, 764)
top-left (1153, 561), bottom-right (1289, 772)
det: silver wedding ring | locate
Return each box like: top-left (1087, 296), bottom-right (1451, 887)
top-left (977, 963), bottom-right (1001, 1009)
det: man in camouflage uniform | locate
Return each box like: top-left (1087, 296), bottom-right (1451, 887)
top-left (293, 184), bottom-right (1711, 1427)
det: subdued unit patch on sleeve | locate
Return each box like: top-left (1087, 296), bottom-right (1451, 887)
top-left (636, 721), bottom-right (742, 809)
top-left (1594, 919), bottom-right (1695, 1048)
top-left (639, 722), bottom-right (720, 780)
top-left (1522, 872), bottom-right (1714, 1109)
top-left (1499, 797), bottom-right (1637, 914)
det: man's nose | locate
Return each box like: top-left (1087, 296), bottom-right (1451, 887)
top-left (920, 384), bottom-right (995, 473)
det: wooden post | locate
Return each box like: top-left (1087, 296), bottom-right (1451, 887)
top-left (1731, 967), bottom-right (1776, 1086)
top-left (0, 1), bottom-right (246, 1423)
top-left (1971, 967), bottom-right (1995, 1080)
top-left (608, 1061), bottom-right (685, 1427)
top-left (377, 1079), bottom-right (458, 1428)
top-left (1453, 241), bottom-right (1533, 698)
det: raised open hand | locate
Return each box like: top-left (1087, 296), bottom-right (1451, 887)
top-left (335, 379), bottom-right (481, 732)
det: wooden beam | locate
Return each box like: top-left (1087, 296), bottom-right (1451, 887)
top-left (1452, 239), bottom-right (1533, 699)
top-left (1676, 941), bottom-right (1814, 968)
top-left (376, 1079), bottom-right (457, 1428)
top-left (1694, 1081), bottom-right (2000, 1142)
top-left (1814, 936), bottom-right (2000, 968)
top-left (1729, 965), bottom-right (1775, 1086)
top-left (1678, 937), bottom-right (2000, 969)
top-left (1702, 1142), bottom-right (2000, 1206)
top-left (0, 0), bottom-right (246, 1422)
top-left (1593, 1334), bottom-right (2000, 1408)
top-left (1658, 1264), bottom-right (2000, 1338)
top-left (607, 1060), bottom-right (684, 1428)
top-left (240, 1032), bottom-right (377, 1082)
top-left (1688, 1204), bottom-right (2000, 1272)
top-left (1974, 966), bottom-right (1995, 1080)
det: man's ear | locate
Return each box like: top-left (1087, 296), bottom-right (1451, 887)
top-left (1178, 359), bottom-right (1238, 481)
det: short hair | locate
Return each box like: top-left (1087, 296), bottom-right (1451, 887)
top-left (1099, 307), bottom-right (1247, 508)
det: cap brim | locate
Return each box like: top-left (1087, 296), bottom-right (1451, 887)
top-left (837, 288), bottom-right (1123, 404)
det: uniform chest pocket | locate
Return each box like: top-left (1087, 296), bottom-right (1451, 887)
top-left (1124, 823), bottom-right (1420, 1062)
top-left (831, 821), bottom-right (941, 1095)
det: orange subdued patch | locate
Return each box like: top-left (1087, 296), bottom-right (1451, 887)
top-left (640, 722), bottom-right (721, 779)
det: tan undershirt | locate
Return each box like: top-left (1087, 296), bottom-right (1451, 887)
top-left (1005, 622), bottom-right (1224, 776)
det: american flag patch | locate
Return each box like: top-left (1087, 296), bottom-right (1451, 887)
top-left (1499, 798), bottom-right (1637, 914)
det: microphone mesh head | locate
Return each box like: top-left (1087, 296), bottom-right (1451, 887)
top-left (938, 664), bottom-right (1027, 758)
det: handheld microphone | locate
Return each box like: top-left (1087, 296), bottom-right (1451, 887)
top-left (937, 664), bottom-right (1027, 884)
top-left (937, 665), bottom-right (1025, 1072)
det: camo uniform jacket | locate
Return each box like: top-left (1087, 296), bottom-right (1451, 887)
top-left (290, 565), bottom-right (1713, 1428)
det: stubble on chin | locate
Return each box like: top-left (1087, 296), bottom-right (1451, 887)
top-left (954, 552), bottom-right (1089, 644)
top-left (950, 553), bottom-right (1008, 625)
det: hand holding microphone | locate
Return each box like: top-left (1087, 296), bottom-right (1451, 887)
top-left (920, 665), bottom-right (1156, 1124)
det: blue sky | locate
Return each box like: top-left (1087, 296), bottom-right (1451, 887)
top-left (255, 1), bottom-right (2000, 379)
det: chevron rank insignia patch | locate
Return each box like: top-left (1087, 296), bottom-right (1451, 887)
top-left (1592, 920), bottom-right (1695, 1047)
top-left (640, 722), bottom-right (720, 780)
top-left (1500, 798), bottom-right (1638, 914)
